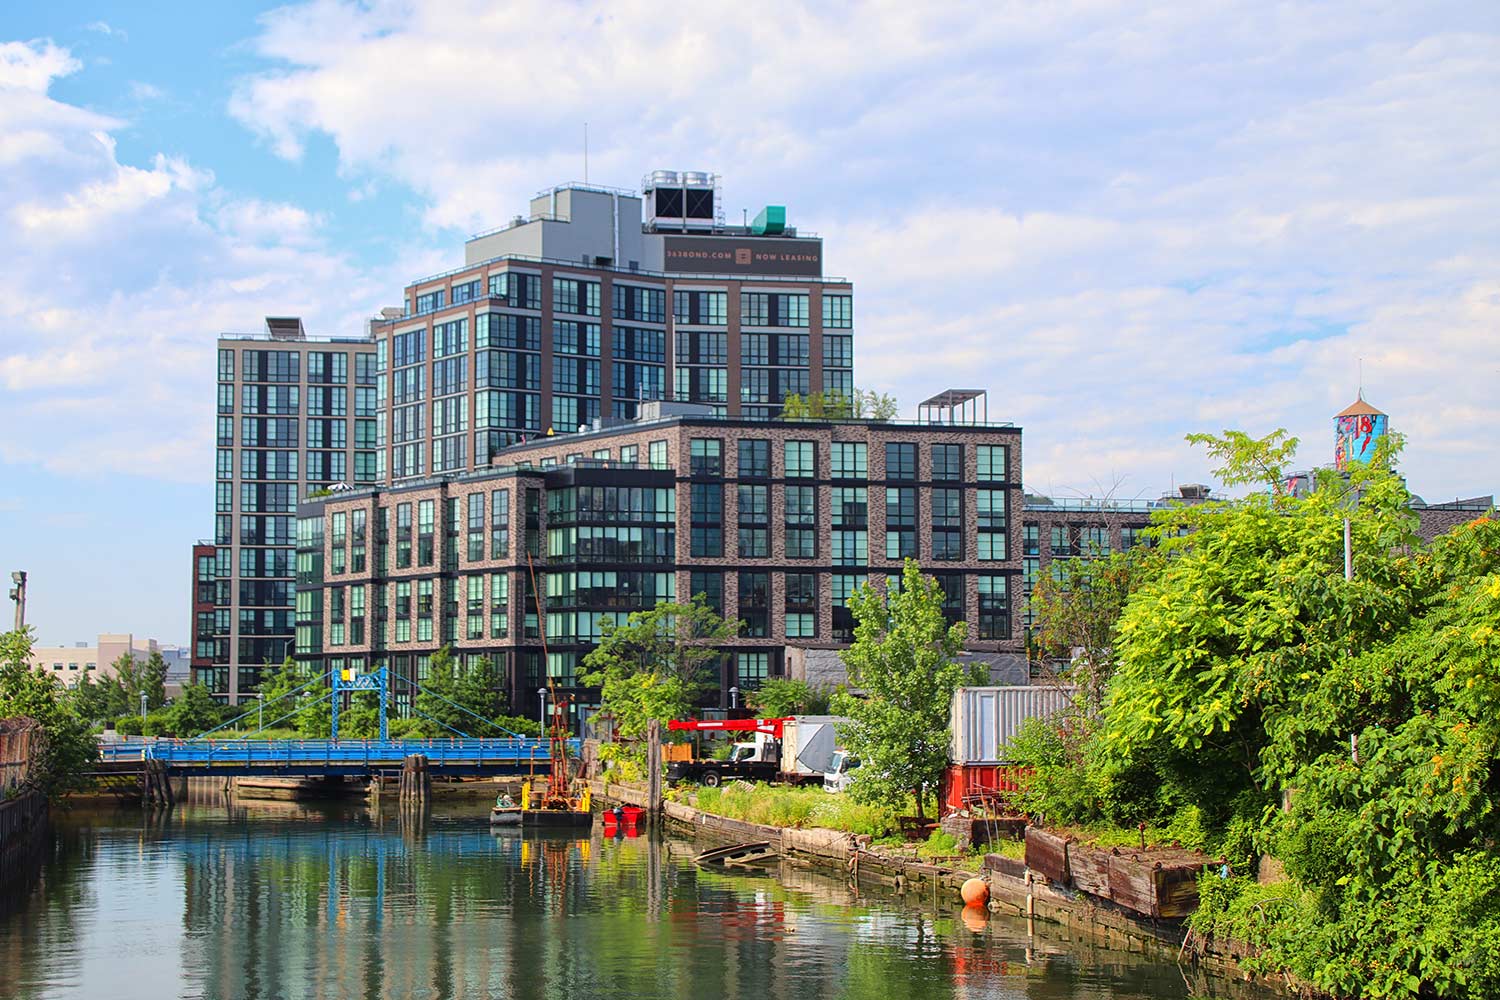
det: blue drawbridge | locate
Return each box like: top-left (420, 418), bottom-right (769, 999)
top-left (98, 666), bottom-right (574, 778)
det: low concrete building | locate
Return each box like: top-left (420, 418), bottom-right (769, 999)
top-left (28, 633), bottom-right (190, 697)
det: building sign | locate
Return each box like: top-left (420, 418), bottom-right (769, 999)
top-left (661, 236), bottom-right (823, 277)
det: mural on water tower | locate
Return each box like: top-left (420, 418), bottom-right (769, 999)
top-left (1334, 394), bottom-right (1388, 472)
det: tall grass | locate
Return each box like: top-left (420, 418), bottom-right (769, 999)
top-left (691, 784), bottom-right (896, 837)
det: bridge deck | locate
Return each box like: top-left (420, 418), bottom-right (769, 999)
top-left (97, 738), bottom-right (576, 778)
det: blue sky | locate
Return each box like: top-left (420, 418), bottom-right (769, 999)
top-left (2, 1), bottom-right (1498, 645)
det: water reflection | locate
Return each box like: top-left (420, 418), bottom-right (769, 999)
top-left (0, 802), bottom-right (1278, 1000)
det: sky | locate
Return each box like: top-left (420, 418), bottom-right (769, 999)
top-left (1, 1), bottom-right (1497, 645)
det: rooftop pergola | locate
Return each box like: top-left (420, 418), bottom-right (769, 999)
top-left (917, 389), bottom-right (988, 425)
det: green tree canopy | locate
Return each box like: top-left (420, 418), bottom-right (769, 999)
top-left (141, 650), bottom-right (169, 711)
top-left (746, 678), bottom-right (829, 717)
top-left (1010, 428), bottom-right (1500, 997)
top-left (580, 596), bottom-right (738, 739)
top-left (781, 388), bottom-right (899, 421)
top-left (0, 628), bottom-right (98, 798)
top-left (830, 559), bottom-right (968, 818)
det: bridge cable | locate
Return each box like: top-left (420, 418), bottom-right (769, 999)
top-left (388, 671), bottom-right (531, 740)
top-left (192, 667), bottom-right (337, 740)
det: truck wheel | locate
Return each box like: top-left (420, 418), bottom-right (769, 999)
top-left (702, 772), bottom-right (721, 787)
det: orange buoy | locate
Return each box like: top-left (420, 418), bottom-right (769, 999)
top-left (960, 877), bottom-right (990, 907)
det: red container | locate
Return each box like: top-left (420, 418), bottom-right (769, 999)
top-left (939, 763), bottom-right (1029, 817)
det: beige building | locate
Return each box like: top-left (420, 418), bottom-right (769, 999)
top-left (29, 634), bottom-right (191, 697)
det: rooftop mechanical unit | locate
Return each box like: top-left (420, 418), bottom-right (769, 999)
top-left (642, 170), bottom-right (723, 231)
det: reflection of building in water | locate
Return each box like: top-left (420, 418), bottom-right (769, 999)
top-left (178, 824), bottom-right (576, 999)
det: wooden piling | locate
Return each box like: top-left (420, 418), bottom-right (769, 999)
top-left (646, 720), bottom-right (663, 820)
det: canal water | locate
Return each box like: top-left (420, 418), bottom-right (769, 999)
top-left (0, 802), bottom-right (1277, 1000)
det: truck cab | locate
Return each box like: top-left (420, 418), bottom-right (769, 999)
top-left (823, 750), bottom-right (860, 793)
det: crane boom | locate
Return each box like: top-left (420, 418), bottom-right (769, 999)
top-left (667, 717), bottom-right (787, 739)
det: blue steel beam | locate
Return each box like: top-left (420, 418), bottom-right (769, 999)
top-left (99, 738), bottom-right (579, 779)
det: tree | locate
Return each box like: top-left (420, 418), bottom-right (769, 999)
top-left (141, 650), bottom-right (169, 711)
top-left (0, 628), bottom-right (98, 799)
top-left (781, 388), bottom-right (899, 421)
top-left (63, 672), bottom-right (112, 728)
top-left (746, 678), bottom-right (829, 717)
top-left (113, 652), bottom-right (144, 712)
top-left (580, 596), bottom-right (739, 738)
top-left (158, 683), bottom-right (226, 737)
top-left (1102, 430), bottom-right (1420, 826)
top-left (830, 560), bottom-right (968, 818)
top-left (412, 647), bottom-right (515, 736)
top-left (1029, 546), bottom-right (1155, 709)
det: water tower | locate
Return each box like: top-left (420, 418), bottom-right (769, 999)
top-left (1334, 393), bottom-right (1387, 471)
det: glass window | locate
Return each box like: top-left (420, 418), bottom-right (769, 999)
top-left (823, 294), bottom-right (853, 329)
top-left (784, 572), bottom-right (817, 639)
top-left (784, 485), bottom-right (815, 559)
top-left (784, 441), bottom-right (815, 478)
top-left (932, 488), bottom-right (963, 561)
top-left (690, 483), bottom-right (723, 558)
top-left (738, 572), bottom-right (769, 638)
top-left (885, 442), bottom-right (916, 481)
top-left (932, 444), bottom-right (963, 481)
top-left (978, 575), bottom-right (1009, 640)
top-left (831, 442), bottom-right (867, 480)
top-left (978, 490), bottom-right (1007, 561)
top-left (977, 444), bottom-right (1008, 482)
top-left (689, 438), bottom-right (722, 477)
top-left (648, 440), bottom-right (668, 470)
top-left (885, 487), bottom-right (917, 560)
top-left (690, 571), bottom-right (723, 614)
top-left (738, 439), bottom-right (770, 479)
top-left (737, 484), bottom-right (769, 559)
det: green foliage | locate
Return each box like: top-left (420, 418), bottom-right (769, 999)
top-left (917, 829), bottom-right (961, 858)
top-left (411, 647), bottom-right (517, 736)
top-left (1029, 547), bottom-right (1155, 708)
top-left (157, 683), bottom-right (228, 737)
top-left (141, 651), bottom-right (168, 711)
top-left (692, 783), bottom-right (897, 836)
top-left (746, 677), bottom-right (829, 717)
top-left (0, 629), bottom-right (98, 799)
top-left (597, 742), bottom-right (645, 781)
top-left (1018, 426), bottom-right (1500, 998)
top-left (830, 560), bottom-right (968, 818)
top-left (781, 388), bottom-right (899, 421)
top-left (580, 596), bottom-right (738, 738)
top-left (113, 714), bottom-right (143, 736)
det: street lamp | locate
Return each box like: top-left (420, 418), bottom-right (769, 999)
top-left (9, 571), bottom-right (25, 632)
top-left (257, 692), bottom-right (265, 732)
top-left (537, 687), bottom-right (548, 728)
top-left (140, 691), bottom-right (148, 722)
top-left (729, 685), bottom-right (739, 711)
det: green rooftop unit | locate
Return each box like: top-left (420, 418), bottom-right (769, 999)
top-left (751, 205), bottom-right (786, 235)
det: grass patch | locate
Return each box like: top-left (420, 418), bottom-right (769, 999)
top-left (690, 784), bottom-right (898, 837)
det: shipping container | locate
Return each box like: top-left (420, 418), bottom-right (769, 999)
top-left (950, 685), bottom-right (1077, 764)
top-left (939, 763), bottom-right (1029, 816)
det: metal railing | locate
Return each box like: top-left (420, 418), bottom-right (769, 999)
top-left (101, 737), bottom-right (579, 769)
top-left (397, 252), bottom-right (849, 305)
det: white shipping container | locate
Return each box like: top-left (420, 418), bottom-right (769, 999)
top-left (778, 716), bottom-right (845, 777)
top-left (950, 686), bottom-right (1077, 763)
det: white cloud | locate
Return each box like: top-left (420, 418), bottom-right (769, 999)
top-left (83, 21), bottom-right (126, 41)
top-left (221, 1), bottom-right (1500, 499)
top-left (0, 39), bottom-right (386, 483)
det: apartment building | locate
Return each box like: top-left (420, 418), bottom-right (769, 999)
top-left (376, 172), bottom-right (854, 483)
top-left (191, 319), bottom-right (378, 701)
top-left (295, 400), bottom-right (1022, 714)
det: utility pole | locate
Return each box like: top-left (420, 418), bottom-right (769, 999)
top-left (8, 571), bottom-right (25, 632)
